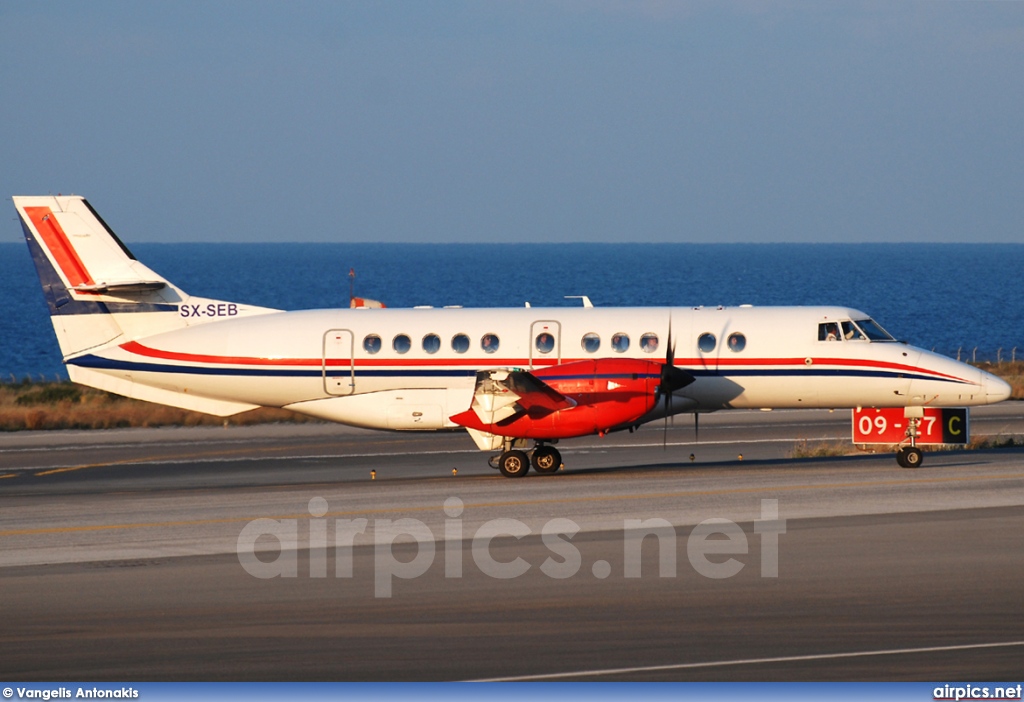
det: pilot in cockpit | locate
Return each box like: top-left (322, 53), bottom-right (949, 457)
top-left (820, 322), bottom-right (840, 341)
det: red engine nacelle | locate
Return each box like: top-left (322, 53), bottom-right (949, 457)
top-left (451, 358), bottom-right (664, 440)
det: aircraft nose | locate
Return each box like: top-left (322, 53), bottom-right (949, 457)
top-left (981, 370), bottom-right (1012, 403)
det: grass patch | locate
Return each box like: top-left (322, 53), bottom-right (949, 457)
top-left (15, 384), bottom-right (82, 406)
top-left (973, 360), bottom-right (1024, 400)
top-left (789, 439), bottom-right (855, 459)
top-left (0, 380), bottom-right (319, 432)
top-left (966, 435), bottom-right (1024, 450)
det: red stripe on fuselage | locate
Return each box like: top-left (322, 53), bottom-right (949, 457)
top-left (121, 341), bottom-right (544, 368)
top-left (694, 356), bottom-right (964, 382)
top-left (24, 206), bottom-right (94, 289)
top-left (117, 341), bottom-right (967, 382)
top-left (120, 341), bottom-right (320, 366)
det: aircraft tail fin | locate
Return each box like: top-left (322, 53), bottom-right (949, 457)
top-left (13, 195), bottom-right (277, 360)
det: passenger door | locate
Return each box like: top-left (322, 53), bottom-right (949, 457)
top-left (323, 329), bottom-right (355, 396)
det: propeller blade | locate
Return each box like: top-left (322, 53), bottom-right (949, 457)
top-left (666, 318), bottom-right (675, 367)
top-left (663, 318), bottom-right (672, 449)
top-left (661, 316), bottom-right (685, 449)
top-left (663, 379), bottom-right (671, 450)
top-left (657, 317), bottom-right (693, 399)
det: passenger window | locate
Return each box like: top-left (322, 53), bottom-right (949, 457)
top-left (451, 334), bottom-right (470, 354)
top-left (697, 333), bottom-right (716, 353)
top-left (611, 333), bottom-right (630, 353)
top-left (363, 335), bottom-right (382, 354)
top-left (422, 334), bottom-right (441, 354)
top-left (481, 333), bottom-right (500, 354)
top-left (393, 334), bottom-right (411, 354)
top-left (819, 322), bottom-right (841, 341)
top-left (640, 333), bottom-right (659, 353)
top-left (535, 332), bottom-right (555, 354)
top-left (581, 333), bottom-right (600, 353)
top-left (727, 332), bottom-right (746, 352)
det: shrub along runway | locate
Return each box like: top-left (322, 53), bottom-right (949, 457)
top-left (1, 406), bottom-right (1023, 680)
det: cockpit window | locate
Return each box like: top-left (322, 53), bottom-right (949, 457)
top-left (840, 319), bottom-right (894, 342)
top-left (853, 318), bottom-right (895, 341)
top-left (819, 322), bottom-right (841, 341)
top-left (840, 321), bottom-right (865, 341)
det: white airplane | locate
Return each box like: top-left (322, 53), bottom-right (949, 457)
top-left (14, 195), bottom-right (1011, 476)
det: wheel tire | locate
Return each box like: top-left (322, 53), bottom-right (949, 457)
top-left (902, 446), bottom-right (923, 468)
top-left (532, 446), bottom-right (562, 474)
top-left (498, 450), bottom-right (530, 478)
top-left (895, 448), bottom-right (908, 468)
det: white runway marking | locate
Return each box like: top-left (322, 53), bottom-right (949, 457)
top-left (473, 639), bottom-right (1024, 681)
top-left (13, 436), bottom-right (846, 473)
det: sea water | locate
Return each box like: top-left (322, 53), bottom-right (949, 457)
top-left (2, 242), bottom-right (1022, 380)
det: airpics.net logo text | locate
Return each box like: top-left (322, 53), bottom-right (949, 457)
top-left (236, 497), bottom-right (786, 597)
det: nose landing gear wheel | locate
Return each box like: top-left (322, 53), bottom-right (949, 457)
top-left (531, 446), bottom-right (562, 474)
top-left (498, 450), bottom-right (531, 478)
top-left (896, 446), bottom-right (923, 468)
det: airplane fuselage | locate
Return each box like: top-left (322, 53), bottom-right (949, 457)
top-left (66, 304), bottom-right (1006, 431)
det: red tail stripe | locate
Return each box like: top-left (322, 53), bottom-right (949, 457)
top-left (24, 206), bottom-right (94, 288)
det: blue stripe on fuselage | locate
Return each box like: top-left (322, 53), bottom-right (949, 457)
top-left (66, 355), bottom-right (969, 384)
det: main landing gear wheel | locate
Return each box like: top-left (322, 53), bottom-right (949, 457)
top-left (531, 446), bottom-right (562, 474)
top-left (896, 446), bottom-right (923, 468)
top-left (498, 450), bottom-right (531, 478)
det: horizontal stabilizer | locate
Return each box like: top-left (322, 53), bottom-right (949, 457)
top-left (69, 366), bottom-right (260, 417)
top-left (72, 280), bottom-right (167, 294)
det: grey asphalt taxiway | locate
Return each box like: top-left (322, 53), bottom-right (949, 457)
top-left (2, 405), bottom-right (1023, 681)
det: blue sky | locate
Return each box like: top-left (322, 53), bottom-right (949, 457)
top-left (2, 1), bottom-right (1022, 243)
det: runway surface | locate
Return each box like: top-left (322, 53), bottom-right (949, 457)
top-left (2, 405), bottom-right (1023, 681)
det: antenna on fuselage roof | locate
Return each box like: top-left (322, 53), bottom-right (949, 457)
top-left (565, 296), bottom-right (594, 308)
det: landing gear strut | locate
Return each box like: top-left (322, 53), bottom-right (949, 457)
top-left (896, 415), bottom-right (924, 468)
